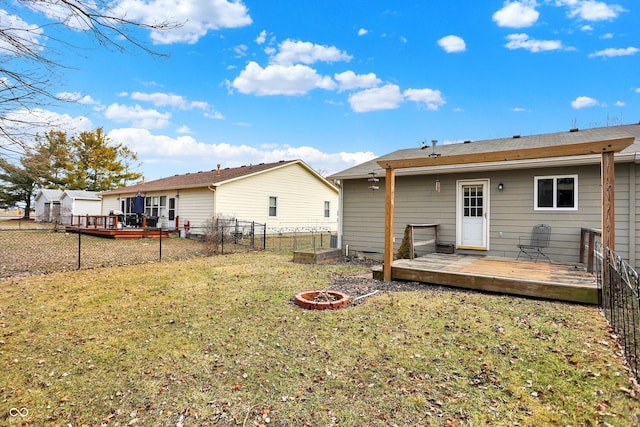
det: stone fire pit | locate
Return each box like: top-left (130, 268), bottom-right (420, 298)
top-left (293, 290), bottom-right (350, 310)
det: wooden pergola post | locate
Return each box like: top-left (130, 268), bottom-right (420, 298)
top-left (383, 168), bottom-right (395, 282)
top-left (601, 151), bottom-right (615, 249)
top-left (378, 137), bottom-right (633, 282)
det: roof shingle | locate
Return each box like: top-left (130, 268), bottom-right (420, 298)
top-left (101, 160), bottom-right (298, 195)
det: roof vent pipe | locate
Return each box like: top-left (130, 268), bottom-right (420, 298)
top-left (217, 164), bottom-right (221, 176)
top-left (429, 140), bottom-right (440, 158)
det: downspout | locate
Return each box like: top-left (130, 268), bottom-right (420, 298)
top-left (337, 180), bottom-right (343, 251)
top-left (630, 160), bottom-right (637, 269)
top-left (208, 185), bottom-right (216, 219)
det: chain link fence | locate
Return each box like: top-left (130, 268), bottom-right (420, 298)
top-left (0, 220), bottom-right (338, 279)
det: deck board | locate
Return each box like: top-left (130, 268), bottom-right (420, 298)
top-left (373, 253), bottom-right (598, 304)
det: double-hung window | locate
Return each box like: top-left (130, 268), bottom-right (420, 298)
top-left (268, 196), bottom-right (278, 217)
top-left (534, 175), bottom-right (578, 210)
top-left (324, 201), bottom-right (330, 218)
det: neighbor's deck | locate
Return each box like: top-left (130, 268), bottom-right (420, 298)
top-left (373, 253), bottom-right (599, 304)
top-left (65, 226), bottom-right (171, 239)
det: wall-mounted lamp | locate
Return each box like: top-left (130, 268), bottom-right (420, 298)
top-left (368, 171), bottom-right (379, 191)
top-left (435, 178), bottom-right (441, 193)
top-left (498, 182), bottom-right (504, 191)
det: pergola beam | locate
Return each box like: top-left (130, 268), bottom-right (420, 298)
top-left (377, 137), bottom-right (635, 282)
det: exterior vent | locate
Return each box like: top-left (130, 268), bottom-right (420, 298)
top-left (464, 140), bottom-right (471, 144)
top-left (513, 135), bottom-right (520, 139)
top-left (570, 128), bottom-right (579, 132)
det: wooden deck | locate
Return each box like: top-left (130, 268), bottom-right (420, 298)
top-left (65, 226), bottom-right (172, 239)
top-left (372, 253), bottom-right (599, 304)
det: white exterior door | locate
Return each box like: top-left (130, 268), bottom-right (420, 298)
top-left (456, 180), bottom-right (489, 250)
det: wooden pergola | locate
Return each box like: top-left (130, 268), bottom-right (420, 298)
top-left (376, 137), bottom-right (635, 282)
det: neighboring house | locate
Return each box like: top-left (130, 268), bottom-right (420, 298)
top-left (59, 190), bottom-right (102, 224)
top-left (35, 189), bottom-right (102, 223)
top-left (34, 189), bottom-right (63, 222)
top-left (99, 159), bottom-right (339, 233)
top-left (329, 123), bottom-right (640, 268)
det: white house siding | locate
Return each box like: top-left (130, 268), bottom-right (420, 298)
top-left (340, 162), bottom-right (633, 265)
top-left (100, 196), bottom-right (120, 217)
top-left (215, 163), bottom-right (338, 230)
top-left (175, 188), bottom-right (215, 231)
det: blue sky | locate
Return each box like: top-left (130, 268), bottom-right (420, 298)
top-left (3, 0), bottom-right (639, 180)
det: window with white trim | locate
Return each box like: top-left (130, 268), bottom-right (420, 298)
top-left (534, 175), bottom-right (578, 210)
top-left (324, 201), bottom-right (330, 218)
top-left (268, 196), bottom-right (278, 217)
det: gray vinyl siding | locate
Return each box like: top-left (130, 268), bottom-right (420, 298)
top-left (340, 162), bottom-right (637, 264)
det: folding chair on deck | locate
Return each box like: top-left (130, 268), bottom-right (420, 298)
top-left (516, 224), bottom-right (551, 262)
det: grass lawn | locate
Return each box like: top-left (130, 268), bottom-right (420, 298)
top-left (0, 252), bottom-right (637, 426)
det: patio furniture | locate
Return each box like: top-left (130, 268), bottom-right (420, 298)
top-left (517, 224), bottom-right (552, 262)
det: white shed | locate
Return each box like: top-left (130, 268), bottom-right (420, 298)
top-left (34, 189), bottom-right (63, 222)
top-left (60, 190), bottom-right (101, 224)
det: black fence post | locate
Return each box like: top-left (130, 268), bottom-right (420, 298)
top-left (220, 225), bottom-right (224, 254)
top-left (159, 227), bottom-right (162, 262)
top-left (263, 225), bottom-right (266, 250)
top-left (251, 221), bottom-right (255, 249)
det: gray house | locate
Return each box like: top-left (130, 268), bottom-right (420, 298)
top-left (329, 123), bottom-right (640, 269)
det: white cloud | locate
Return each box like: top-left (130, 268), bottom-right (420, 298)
top-left (0, 108), bottom-right (92, 150)
top-left (358, 28), bottom-right (368, 36)
top-left (57, 92), bottom-right (100, 105)
top-left (600, 33), bottom-right (613, 39)
top-left (589, 46), bottom-right (639, 58)
top-left (107, 127), bottom-right (376, 179)
top-left (562, 0), bottom-right (625, 21)
top-left (505, 33), bottom-right (563, 52)
top-left (348, 85), bottom-right (404, 113)
top-left (0, 10), bottom-right (43, 56)
top-left (256, 30), bottom-right (267, 44)
top-left (512, 107), bottom-right (530, 112)
top-left (334, 71), bottom-right (381, 92)
top-left (636, 88), bottom-right (640, 94)
top-left (176, 125), bottom-right (193, 134)
top-left (571, 96), bottom-right (598, 109)
top-left (271, 40), bottom-right (352, 66)
top-left (231, 61), bottom-right (336, 96)
top-left (493, 1), bottom-right (540, 28)
top-left (108, 0), bottom-right (253, 44)
top-left (403, 88), bottom-right (446, 111)
top-left (615, 101), bottom-right (625, 107)
top-left (437, 35), bottom-right (466, 53)
top-left (130, 92), bottom-right (213, 111)
top-left (234, 44), bottom-right (249, 57)
top-left (205, 110), bottom-right (225, 120)
top-left (581, 24), bottom-right (594, 31)
top-left (104, 103), bottom-right (171, 128)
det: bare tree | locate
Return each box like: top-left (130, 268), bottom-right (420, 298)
top-left (0, 0), bottom-right (180, 152)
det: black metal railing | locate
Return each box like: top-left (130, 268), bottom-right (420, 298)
top-left (598, 243), bottom-right (640, 381)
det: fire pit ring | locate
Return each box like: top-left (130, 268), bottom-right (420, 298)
top-left (294, 290), bottom-right (350, 310)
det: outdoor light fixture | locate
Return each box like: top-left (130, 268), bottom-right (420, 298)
top-left (435, 177), bottom-right (441, 193)
top-left (498, 182), bottom-right (504, 191)
top-left (368, 171), bottom-right (379, 191)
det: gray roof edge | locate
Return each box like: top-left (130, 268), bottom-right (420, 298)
top-left (332, 151), bottom-right (637, 179)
